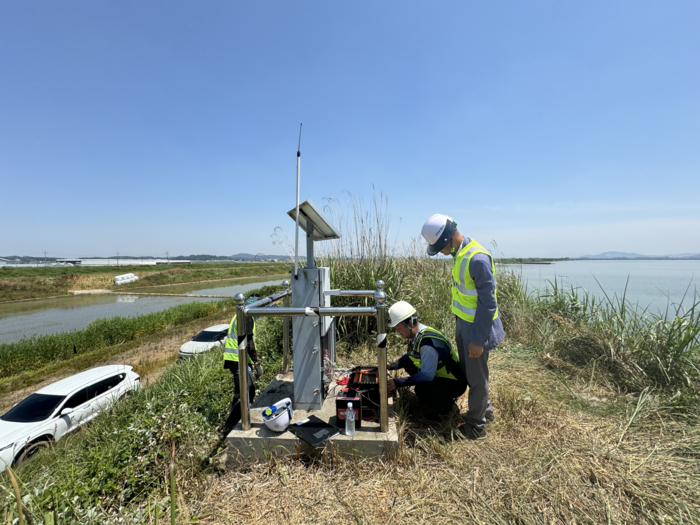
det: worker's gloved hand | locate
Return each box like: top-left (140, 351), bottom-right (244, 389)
top-left (386, 362), bottom-right (393, 371)
top-left (387, 378), bottom-right (396, 395)
top-left (254, 362), bottom-right (263, 378)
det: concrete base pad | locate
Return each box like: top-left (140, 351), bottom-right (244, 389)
top-left (225, 371), bottom-right (398, 464)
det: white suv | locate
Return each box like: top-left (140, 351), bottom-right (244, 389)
top-left (0, 365), bottom-right (141, 471)
top-left (178, 323), bottom-right (230, 359)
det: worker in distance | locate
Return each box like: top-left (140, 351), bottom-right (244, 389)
top-left (421, 214), bottom-right (504, 440)
top-left (386, 301), bottom-right (468, 419)
top-left (220, 305), bottom-right (264, 438)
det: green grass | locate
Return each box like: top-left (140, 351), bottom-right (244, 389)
top-left (0, 315), bottom-right (285, 524)
top-left (498, 269), bottom-right (700, 401)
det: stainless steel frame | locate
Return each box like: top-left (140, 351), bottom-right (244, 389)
top-left (234, 280), bottom-right (390, 433)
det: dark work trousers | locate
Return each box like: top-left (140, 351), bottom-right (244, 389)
top-left (223, 362), bottom-right (255, 433)
top-left (456, 320), bottom-right (494, 431)
top-left (414, 377), bottom-right (467, 416)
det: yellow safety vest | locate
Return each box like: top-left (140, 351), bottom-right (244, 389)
top-left (408, 326), bottom-right (461, 381)
top-left (451, 239), bottom-right (499, 323)
top-left (223, 315), bottom-right (256, 365)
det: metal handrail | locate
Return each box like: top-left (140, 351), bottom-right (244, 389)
top-left (324, 289), bottom-right (375, 297)
top-left (245, 289), bottom-right (291, 309)
top-left (232, 279), bottom-right (389, 435)
top-left (244, 306), bottom-right (376, 317)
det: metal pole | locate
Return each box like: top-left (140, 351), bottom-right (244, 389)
top-left (324, 290), bottom-right (376, 297)
top-left (282, 280), bottom-right (291, 374)
top-left (235, 293), bottom-right (251, 431)
top-left (293, 124), bottom-right (302, 279)
top-left (306, 222), bottom-right (314, 268)
top-left (375, 280), bottom-right (389, 433)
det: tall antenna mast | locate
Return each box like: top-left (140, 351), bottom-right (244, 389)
top-left (293, 123), bottom-right (302, 279)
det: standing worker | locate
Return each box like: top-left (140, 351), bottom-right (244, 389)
top-left (386, 301), bottom-right (468, 419)
top-left (421, 214), bottom-right (504, 440)
top-left (220, 312), bottom-right (263, 438)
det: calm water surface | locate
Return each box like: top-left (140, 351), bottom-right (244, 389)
top-left (502, 260), bottom-right (699, 314)
top-left (0, 275), bottom-right (286, 344)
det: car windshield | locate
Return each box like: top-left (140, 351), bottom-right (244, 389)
top-left (192, 330), bottom-right (226, 343)
top-left (1, 394), bottom-right (66, 423)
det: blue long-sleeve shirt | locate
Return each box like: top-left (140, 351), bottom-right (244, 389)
top-left (389, 324), bottom-right (440, 388)
top-left (457, 238), bottom-right (505, 352)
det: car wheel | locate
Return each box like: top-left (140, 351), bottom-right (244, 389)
top-left (15, 439), bottom-right (51, 466)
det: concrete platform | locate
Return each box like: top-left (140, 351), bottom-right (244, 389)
top-left (225, 371), bottom-right (398, 464)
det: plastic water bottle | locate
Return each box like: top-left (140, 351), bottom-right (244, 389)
top-left (345, 402), bottom-right (355, 436)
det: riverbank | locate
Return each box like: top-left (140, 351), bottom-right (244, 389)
top-left (0, 283), bottom-right (283, 401)
top-left (0, 261), bottom-right (289, 302)
top-left (2, 259), bottom-right (699, 523)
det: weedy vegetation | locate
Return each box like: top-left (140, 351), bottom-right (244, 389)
top-left (2, 193), bottom-right (700, 523)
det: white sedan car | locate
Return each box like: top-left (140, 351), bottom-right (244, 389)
top-left (178, 323), bottom-right (230, 359)
top-left (0, 365), bottom-right (141, 471)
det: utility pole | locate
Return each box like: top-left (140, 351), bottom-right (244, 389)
top-left (117, 252), bottom-right (119, 267)
top-left (166, 251), bottom-right (169, 263)
top-left (44, 251), bottom-right (47, 266)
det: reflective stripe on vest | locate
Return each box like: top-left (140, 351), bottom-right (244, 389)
top-left (223, 315), bottom-right (256, 365)
top-left (451, 239), bottom-right (499, 323)
top-left (408, 326), bottom-right (460, 381)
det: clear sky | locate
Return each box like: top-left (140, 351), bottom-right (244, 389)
top-left (1, 1), bottom-right (698, 258)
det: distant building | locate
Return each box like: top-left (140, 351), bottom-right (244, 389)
top-left (55, 258), bottom-right (192, 266)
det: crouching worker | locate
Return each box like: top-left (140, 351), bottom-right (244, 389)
top-left (220, 313), bottom-right (262, 438)
top-left (386, 301), bottom-right (468, 417)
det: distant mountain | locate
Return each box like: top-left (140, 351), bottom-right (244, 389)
top-left (580, 252), bottom-right (700, 260)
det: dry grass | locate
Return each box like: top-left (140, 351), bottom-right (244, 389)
top-left (178, 342), bottom-right (700, 525)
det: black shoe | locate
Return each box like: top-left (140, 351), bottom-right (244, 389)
top-left (459, 425), bottom-right (487, 441)
top-left (485, 412), bottom-right (496, 424)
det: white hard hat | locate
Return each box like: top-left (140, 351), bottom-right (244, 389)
top-left (388, 301), bottom-right (417, 328)
top-left (262, 398), bottom-right (293, 432)
top-left (421, 214), bottom-right (457, 256)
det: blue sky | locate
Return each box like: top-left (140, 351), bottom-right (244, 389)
top-left (1, 1), bottom-right (698, 258)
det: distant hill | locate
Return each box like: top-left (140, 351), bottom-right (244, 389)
top-left (580, 252), bottom-right (700, 260)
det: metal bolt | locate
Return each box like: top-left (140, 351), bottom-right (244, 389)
top-left (234, 293), bottom-right (246, 305)
top-left (376, 279), bottom-right (385, 290)
top-left (282, 280), bottom-right (290, 290)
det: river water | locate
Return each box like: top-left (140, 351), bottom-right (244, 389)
top-left (0, 275), bottom-right (286, 344)
top-left (502, 260), bottom-right (699, 315)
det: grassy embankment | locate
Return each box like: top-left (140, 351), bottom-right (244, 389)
top-left (0, 285), bottom-right (282, 400)
top-left (0, 261), bottom-right (289, 302)
top-left (3, 254), bottom-right (700, 523)
top-left (2, 193), bottom-right (699, 523)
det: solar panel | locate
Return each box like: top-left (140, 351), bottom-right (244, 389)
top-left (287, 199), bottom-right (341, 241)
